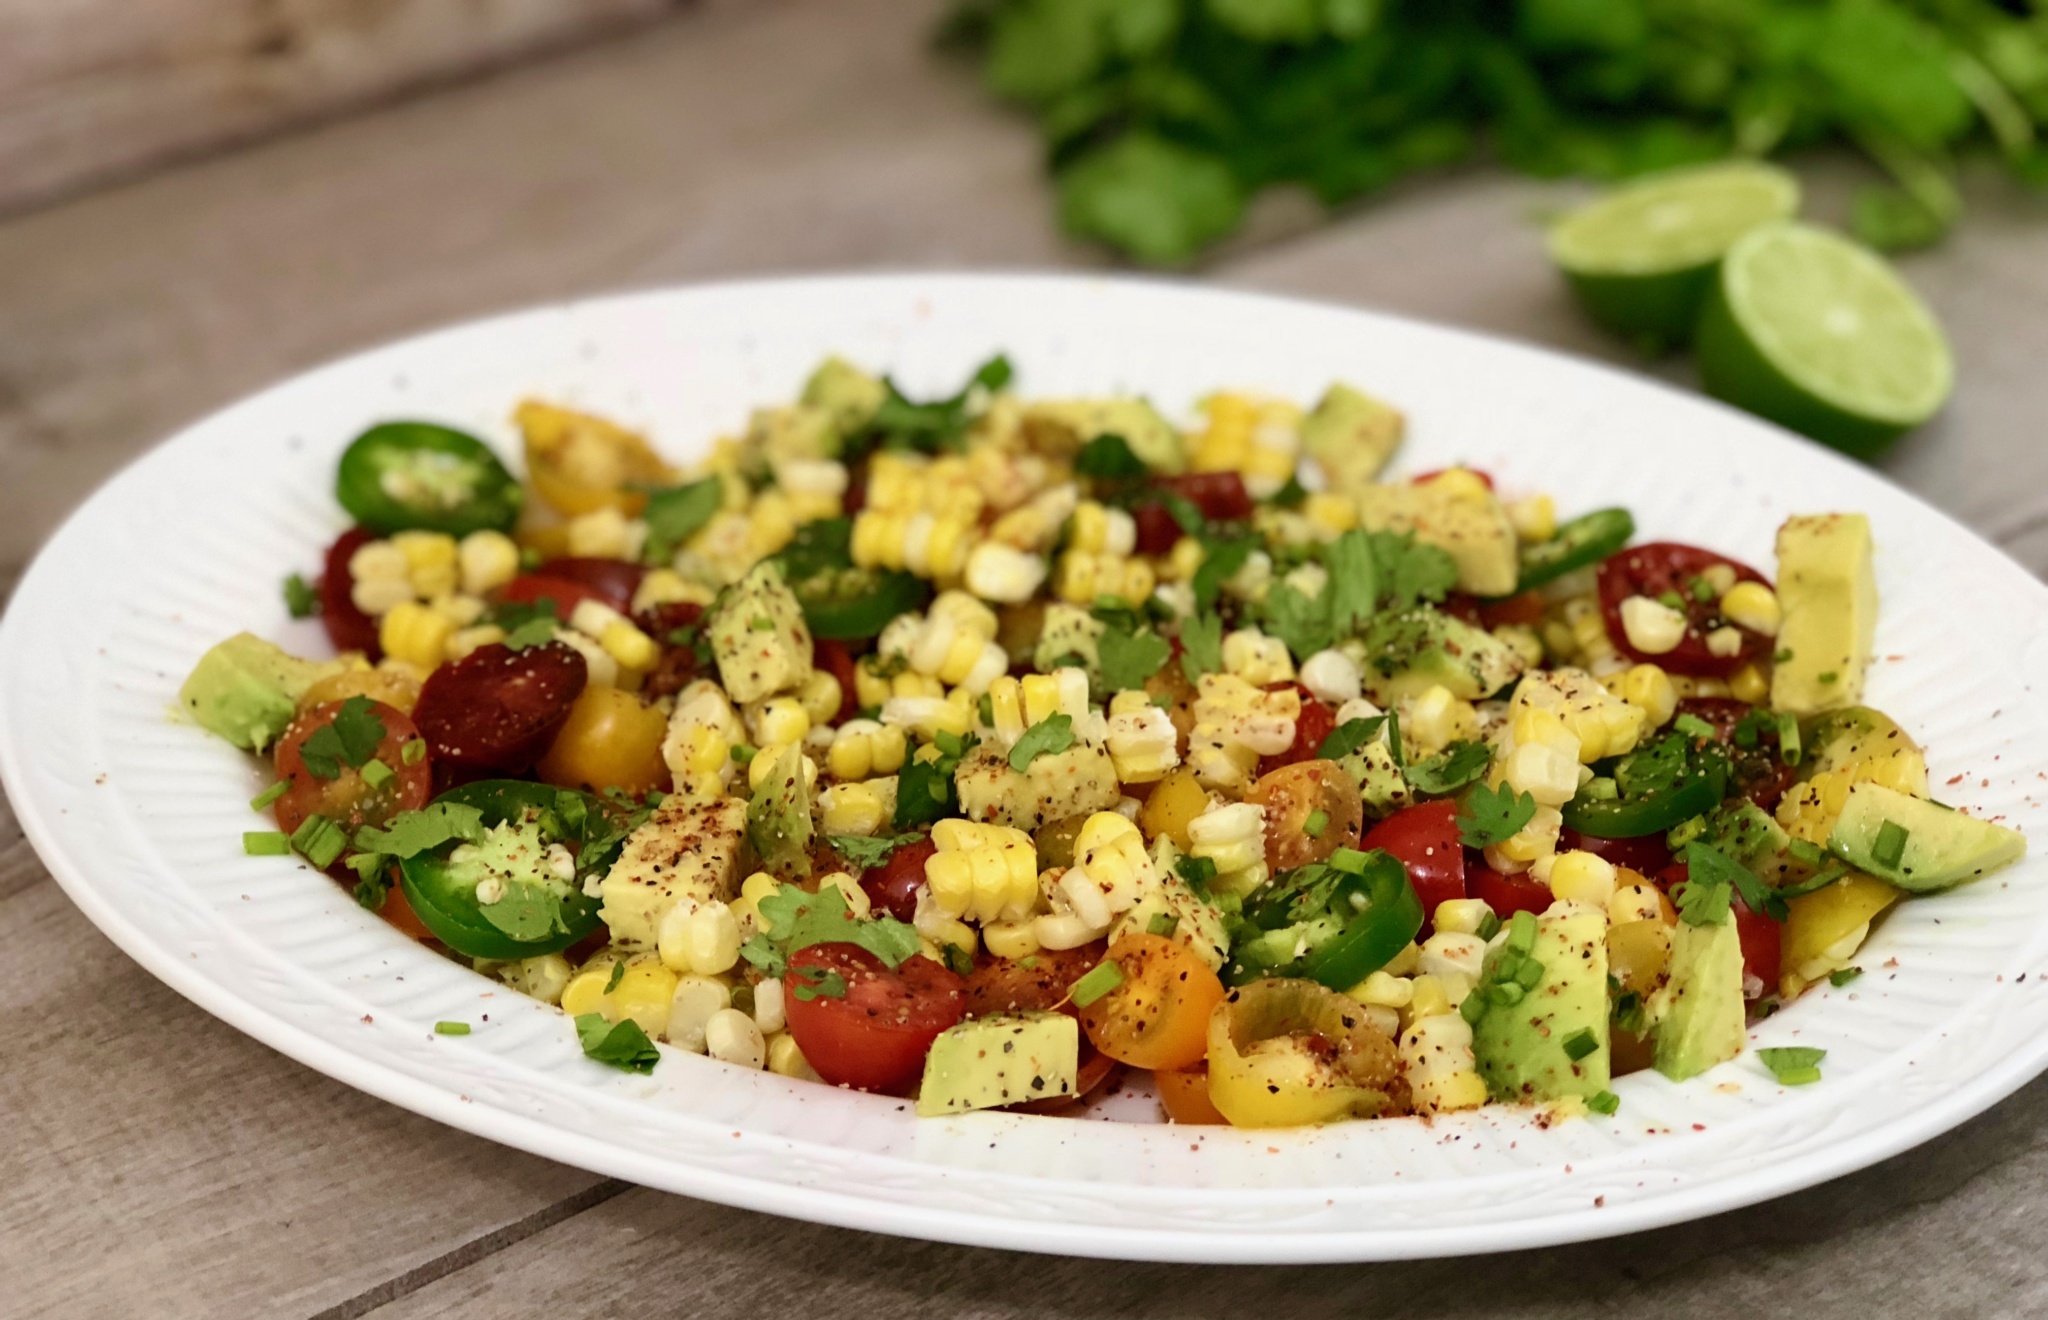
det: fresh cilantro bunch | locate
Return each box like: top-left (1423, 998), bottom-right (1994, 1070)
top-left (944, 0), bottom-right (2048, 262)
top-left (739, 882), bottom-right (924, 999)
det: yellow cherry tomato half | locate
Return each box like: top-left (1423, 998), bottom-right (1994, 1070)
top-left (516, 400), bottom-right (675, 517)
top-left (536, 685), bottom-right (670, 797)
top-left (1078, 933), bottom-right (1225, 1072)
top-left (1206, 977), bottom-right (1401, 1128)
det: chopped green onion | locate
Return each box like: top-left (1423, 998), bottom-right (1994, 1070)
top-left (1514, 958), bottom-right (1545, 990)
top-left (1460, 992), bottom-right (1487, 1024)
top-left (1817, 671), bottom-right (1839, 685)
top-left (1756, 1046), bottom-right (1826, 1086)
top-left (1657, 590), bottom-right (1685, 611)
top-left (1303, 808), bottom-right (1329, 839)
top-left (360, 758), bottom-right (395, 789)
top-left (1328, 847), bottom-right (1371, 875)
top-left (1588, 1090), bottom-right (1621, 1115)
top-left (401, 738), bottom-right (428, 766)
top-left (731, 744), bottom-right (758, 764)
top-left (1475, 911), bottom-right (1501, 941)
top-left (1786, 838), bottom-right (1827, 867)
top-left (243, 831), bottom-right (291, 856)
top-left (1873, 820), bottom-right (1910, 870)
top-left (1776, 713), bottom-right (1802, 766)
top-left (1146, 911), bottom-right (1179, 937)
top-left (1562, 1027), bottom-right (1599, 1062)
top-left (283, 572), bottom-right (321, 619)
top-left (1070, 959), bottom-right (1125, 1008)
top-left (1672, 713), bottom-right (1717, 739)
top-left (249, 781), bottom-right (289, 811)
top-left (289, 813), bottom-right (348, 869)
top-left (1828, 966), bottom-right (1863, 988)
top-left (434, 1021), bottom-right (471, 1036)
top-left (1506, 909), bottom-right (1538, 955)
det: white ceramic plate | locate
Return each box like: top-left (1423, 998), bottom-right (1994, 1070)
top-left (6, 275), bottom-right (2046, 1263)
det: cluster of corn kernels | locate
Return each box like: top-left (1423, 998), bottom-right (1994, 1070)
top-left (1777, 749), bottom-right (1929, 845)
top-left (1220, 627), bottom-right (1294, 686)
top-left (1186, 675), bottom-right (1299, 788)
top-left (982, 668), bottom-right (1094, 747)
top-left (1513, 668), bottom-right (1647, 764)
top-left (1298, 648), bottom-right (1363, 706)
top-left (986, 482), bottom-right (1079, 552)
top-left (923, 820), bottom-right (1039, 945)
top-left (662, 679), bottom-right (746, 797)
top-left (875, 592), bottom-right (1008, 695)
top-left (349, 530), bottom-right (521, 669)
top-left (1105, 690), bottom-right (1181, 783)
top-left (1342, 905), bottom-right (1490, 1112)
top-left (850, 453), bottom-right (984, 581)
top-left (1190, 393), bottom-right (1302, 497)
top-left (1398, 684), bottom-right (1481, 756)
top-left (1478, 705), bottom-right (1575, 874)
top-left (1186, 799), bottom-right (1268, 895)
top-left (817, 777), bottom-right (897, 836)
top-left (1252, 494), bottom-right (1359, 550)
top-left (1033, 812), bottom-right (1160, 950)
top-left (1053, 549), bottom-right (1156, 607)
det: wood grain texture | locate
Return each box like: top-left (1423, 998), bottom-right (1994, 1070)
top-left (0, 0), bottom-right (709, 215)
top-left (0, 0), bottom-right (2043, 1315)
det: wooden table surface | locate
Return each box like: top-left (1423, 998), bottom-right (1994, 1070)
top-left (4, 2), bottom-right (2047, 1316)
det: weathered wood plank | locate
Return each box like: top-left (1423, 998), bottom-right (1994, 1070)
top-left (0, 0), bottom-right (715, 216)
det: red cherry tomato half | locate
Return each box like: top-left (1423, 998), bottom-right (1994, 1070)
top-left (526, 557), bottom-right (646, 609)
top-left (319, 527), bottom-right (383, 658)
top-left (636, 600), bottom-right (707, 701)
top-left (413, 641), bottom-right (588, 776)
top-left (1557, 827), bottom-right (1673, 879)
top-left (961, 942), bottom-right (1105, 1019)
top-left (272, 699), bottom-right (432, 836)
top-left (1674, 696), bottom-right (1800, 812)
top-left (1438, 593), bottom-right (1483, 626)
top-left (1132, 500), bottom-right (1183, 556)
top-left (1471, 856), bottom-right (1554, 921)
top-left (813, 638), bottom-right (862, 725)
top-left (1478, 589), bottom-right (1547, 628)
top-left (1159, 471), bottom-right (1252, 523)
top-left (1361, 801), bottom-right (1468, 929)
top-left (1597, 542), bottom-right (1770, 677)
top-left (1257, 684), bottom-right (1336, 775)
top-left (782, 943), bottom-right (966, 1094)
top-left (861, 837), bottom-right (936, 924)
top-left (1657, 861), bottom-right (1780, 999)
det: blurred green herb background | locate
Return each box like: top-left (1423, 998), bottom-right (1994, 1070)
top-left (940, 0), bottom-right (2048, 264)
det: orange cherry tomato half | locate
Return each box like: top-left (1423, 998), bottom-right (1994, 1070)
top-left (1077, 933), bottom-right (1226, 1072)
top-left (1155, 1066), bottom-right (1229, 1125)
top-left (535, 685), bottom-right (670, 797)
top-left (272, 699), bottom-right (431, 836)
top-left (1245, 759), bottom-right (1363, 873)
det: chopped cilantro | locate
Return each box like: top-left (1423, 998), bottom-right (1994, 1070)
top-left (501, 617), bottom-right (557, 651)
top-left (296, 695), bottom-right (386, 782)
top-left (575, 1014), bottom-right (660, 1074)
top-left (352, 872), bottom-right (389, 911)
top-left (1455, 782), bottom-right (1537, 850)
top-left (435, 1021), bottom-right (471, 1036)
top-left (739, 881), bottom-right (922, 979)
top-left (1684, 839), bottom-right (1780, 922)
top-left (283, 572), bottom-right (321, 619)
top-left (1175, 854), bottom-right (1218, 894)
top-left (1098, 624), bottom-right (1171, 693)
top-left (351, 802), bottom-right (486, 861)
top-left (1271, 473), bottom-right (1308, 507)
top-left (789, 965), bottom-right (850, 1001)
top-left (893, 733), bottom-right (976, 829)
top-left (828, 832), bottom-right (923, 869)
top-left (1073, 432), bottom-right (1149, 479)
top-left (1070, 958), bottom-right (1125, 1008)
top-left (479, 881), bottom-right (569, 942)
top-left (1178, 612), bottom-right (1224, 682)
top-left (1317, 715), bottom-right (1385, 761)
top-left (1010, 713), bottom-right (1077, 771)
top-left (1191, 535), bottom-right (1256, 612)
top-left (1829, 966), bottom-right (1864, 988)
top-left (640, 476), bottom-right (724, 563)
top-left (1756, 1046), bottom-right (1826, 1086)
top-left (603, 960), bottom-right (628, 995)
top-left (1403, 740), bottom-right (1491, 795)
top-left (243, 830), bottom-right (290, 856)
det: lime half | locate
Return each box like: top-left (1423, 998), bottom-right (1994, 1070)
top-left (1550, 161), bottom-right (1802, 351)
top-left (1697, 221), bottom-right (1953, 459)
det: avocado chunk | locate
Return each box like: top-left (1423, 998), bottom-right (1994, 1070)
top-left (1350, 606), bottom-right (1525, 705)
top-left (707, 561), bottom-right (813, 704)
top-left (178, 632), bottom-right (345, 751)
top-left (1648, 916), bottom-right (1746, 1082)
top-left (1335, 740), bottom-right (1416, 820)
top-left (800, 355), bottom-right (887, 437)
top-left (1801, 705), bottom-right (1928, 798)
top-left (1021, 398), bottom-right (1186, 474)
top-left (1300, 383), bottom-right (1404, 495)
top-left (1031, 603), bottom-right (1106, 680)
top-left (747, 744), bottom-right (814, 880)
top-left (1828, 782), bottom-right (2025, 892)
top-left (1472, 905), bottom-right (1611, 1103)
top-left (916, 1010), bottom-right (1079, 1116)
top-left (1680, 798), bottom-right (1790, 868)
top-left (1771, 513), bottom-right (1877, 716)
top-left (1355, 480), bottom-right (1519, 597)
top-left (746, 404), bottom-right (839, 466)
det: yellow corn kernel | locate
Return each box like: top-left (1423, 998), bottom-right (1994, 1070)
top-left (1221, 628), bottom-right (1295, 686)
top-left (1719, 581), bottom-right (1781, 636)
top-left (1620, 663), bottom-right (1679, 729)
top-left (1300, 491), bottom-right (1357, 536)
top-left (446, 623), bottom-right (507, 661)
top-left (748, 696), bottom-right (813, 748)
top-left (747, 745), bottom-right (815, 793)
top-left (1350, 970), bottom-right (1414, 1009)
top-left (1186, 801), bottom-right (1265, 876)
top-left (1700, 563), bottom-right (1739, 596)
top-left (657, 899), bottom-right (742, 976)
top-left (1106, 702), bottom-right (1180, 783)
top-left (598, 619), bottom-right (659, 673)
top-left (350, 538), bottom-right (410, 585)
top-left (914, 898), bottom-right (979, 956)
top-left (673, 725), bottom-right (731, 780)
top-left (983, 675), bottom-right (1028, 742)
top-left (982, 919), bottom-right (1041, 961)
top-left (796, 669), bottom-right (844, 726)
top-left (565, 507), bottom-right (642, 560)
top-left (1426, 467), bottom-right (1493, 505)
top-left (391, 530), bottom-right (460, 598)
top-left (747, 490), bottom-right (802, 559)
top-left (1053, 549), bottom-right (1156, 607)
top-left (1507, 494), bottom-right (1557, 543)
top-left (767, 1031), bottom-right (820, 1080)
top-left (1433, 898), bottom-right (1495, 937)
top-left (1413, 1069), bottom-right (1490, 1114)
top-left (1404, 684), bottom-right (1478, 755)
top-left (1163, 536), bottom-right (1205, 583)
top-left (1405, 973), bottom-right (1455, 1024)
top-left (1729, 662), bottom-right (1769, 705)
top-left (819, 782), bottom-right (890, 836)
top-left (631, 567), bottom-right (714, 614)
top-left (567, 956), bottom-right (678, 1038)
top-left (1547, 849), bottom-right (1618, 907)
top-left (927, 820), bottom-right (1038, 923)
top-left (379, 601), bottom-right (456, 672)
top-left (457, 530), bottom-right (521, 596)
top-left (1068, 501), bottom-right (1137, 556)
top-left (1019, 669), bottom-right (1089, 725)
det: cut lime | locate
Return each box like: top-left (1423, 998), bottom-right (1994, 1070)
top-left (1697, 221), bottom-right (1953, 459)
top-left (1549, 161), bottom-right (1802, 351)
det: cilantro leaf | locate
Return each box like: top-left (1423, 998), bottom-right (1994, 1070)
top-left (641, 476), bottom-right (724, 563)
top-left (574, 1014), bottom-right (659, 1074)
top-left (1190, 535), bottom-right (1256, 613)
top-left (789, 966), bottom-right (850, 1002)
top-left (1324, 528), bottom-right (1384, 635)
top-left (1057, 132), bottom-right (1245, 267)
top-left (1098, 624), bottom-right (1172, 693)
top-left (1260, 580), bottom-right (1335, 660)
top-left (1681, 840), bottom-right (1780, 923)
top-left (1317, 716), bottom-right (1386, 761)
top-left (352, 803), bottom-right (487, 860)
top-left (296, 695), bottom-right (387, 782)
top-left (1074, 433), bottom-right (1149, 479)
top-left (739, 881), bottom-right (922, 979)
top-left (488, 596), bottom-right (559, 631)
top-left (827, 832), bottom-right (923, 869)
top-left (1672, 846), bottom-right (1736, 926)
top-left (502, 618), bottom-right (558, 651)
top-left (858, 355), bottom-right (1012, 457)
top-left (1178, 612), bottom-right (1224, 682)
top-left (478, 881), bottom-right (567, 941)
top-left (1456, 782), bottom-right (1537, 849)
top-left (1367, 531), bottom-right (1458, 612)
top-left (1756, 1045), bottom-right (1826, 1086)
top-left (893, 734), bottom-right (976, 829)
top-left (1175, 853), bottom-right (1218, 894)
top-left (1010, 713), bottom-right (1077, 770)
top-left (283, 573), bottom-right (321, 619)
top-left (1404, 741), bottom-right (1492, 795)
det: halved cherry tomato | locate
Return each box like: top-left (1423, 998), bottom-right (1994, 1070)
top-left (535, 685), bottom-right (669, 796)
top-left (501, 557), bottom-right (644, 620)
top-left (636, 600), bottom-right (706, 700)
top-left (319, 527), bottom-right (383, 658)
top-left (272, 699), bottom-right (431, 836)
top-left (1258, 684), bottom-right (1336, 775)
top-left (1132, 500), bottom-right (1183, 555)
top-left (1361, 801), bottom-right (1467, 926)
top-left (1657, 861), bottom-right (1781, 998)
top-left (1245, 759), bottom-right (1362, 872)
top-left (1676, 696), bottom-right (1799, 811)
top-left (812, 638), bottom-right (862, 725)
top-left (1078, 934), bottom-right (1226, 1071)
top-left (962, 941), bottom-right (1105, 1018)
top-left (1159, 471), bottom-right (1252, 522)
top-left (1471, 856), bottom-right (1554, 920)
top-left (1478, 589), bottom-right (1547, 628)
top-left (413, 641), bottom-right (587, 776)
top-left (783, 943), bottom-right (966, 1093)
top-left (860, 837), bottom-right (935, 924)
top-left (1558, 826), bottom-right (1673, 877)
top-left (1155, 1066), bottom-right (1229, 1125)
top-left (378, 882), bottom-right (438, 943)
top-left (1598, 542), bottom-right (1770, 677)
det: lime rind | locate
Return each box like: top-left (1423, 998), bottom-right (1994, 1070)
top-left (1548, 161), bottom-right (1802, 278)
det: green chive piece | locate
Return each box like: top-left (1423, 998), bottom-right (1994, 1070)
top-left (1776, 713), bottom-right (1802, 766)
top-left (401, 738), bottom-right (428, 766)
top-left (1828, 966), bottom-right (1863, 988)
top-left (731, 744), bottom-right (758, 765)
top-left (1071, 959), bottom-right (1125, 1008)
top-left (1873, 820), bottom-right (1910, 870)
top-left (1562, 1027), bottom-right (1599, 1062)
top-left (359, 758), bottom-right (395, 789)
top-left (1303, 808), bottom-right (1329, 839)
top-left (1460, 992), bottom-right (1487, 1024)
top-left (1672, 713), bottom-right (1716, 739)
top-left (434, 1021), bottom-right (471, 1036)
top-left (1588, 1090), bottom-right (1621, 1115)
top-left (603, 961), bottom-right (628, 994)
top-left (1146, 911), bottom-right (1178, 938)
top-left (243, 831), bottom-right (291, 856)
top-left (249, 781), bottom-right (289, 811)
top-left (289, 813), bottom-right (347, 869)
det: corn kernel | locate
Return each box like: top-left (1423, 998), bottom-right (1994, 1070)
top-left (1351, 970), bottom-right (1414, 1009)
top-left (1406, 973), bottom-right (1455, 1022)
top-left (1719, 581), bottom-right (1781, 636)
top-left (657, 899), bottom-right (742, 976)
top-left (767, 1031), bottom-right (820, 1080)
top-left (596, 619), bottom-right (658, 673)
top-left (819, 781), bottom-right (889, 836)
top-left (1298, 649), bottom-right (1362, 705)
top-left (1221, 628), bottom-right (1295, 686)
top-left (1508, 494), bottom-right (1556, 542)
top-left (1700, 564), bottom-right (1738, 595)
top-left (1729, 662), bottom-right (1769, 705)
top-left (1620, 595), bottom-right (1688, 655)
top-left (1302, 492), bottom-right (1357, 535)
top-left (349, 538), bottom-right (410, 584)
top-left (1433, 898), bottom-right (1495, 937)
top-left (1548, 849), bottom-right (1618, 907)
top-left (747, 696), bottom-right (813, 748)
top-left (565, 507), bottom-right (644, 560)
top-left (1069, 501), bottom-right (1137, 556)
top-left (457, 530), bottom-right (520, 595)
top-left (796, 669), bottom-right (844, 725)
top-left (391, 530), bottom-right (460, 598)
top-left (1620, 663), bottom-right (1679, 729)
top-left (982, 919), bottom-right (1042, 961)
top-left (446, 623), bottom-right (507, 661)
top-left (379, 600), bottom-right (456, 672)
top-left (704, 1007), bottom-right (767, 1069)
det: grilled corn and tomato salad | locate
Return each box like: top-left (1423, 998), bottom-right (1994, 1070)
top-left (181, 356), bottom-right (2025, 1125)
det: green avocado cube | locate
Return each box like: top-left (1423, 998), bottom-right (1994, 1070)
top-left (917, 1011), bottom-right (1079, 1117)
top-left (178, 632), bottom-right (342, 751)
